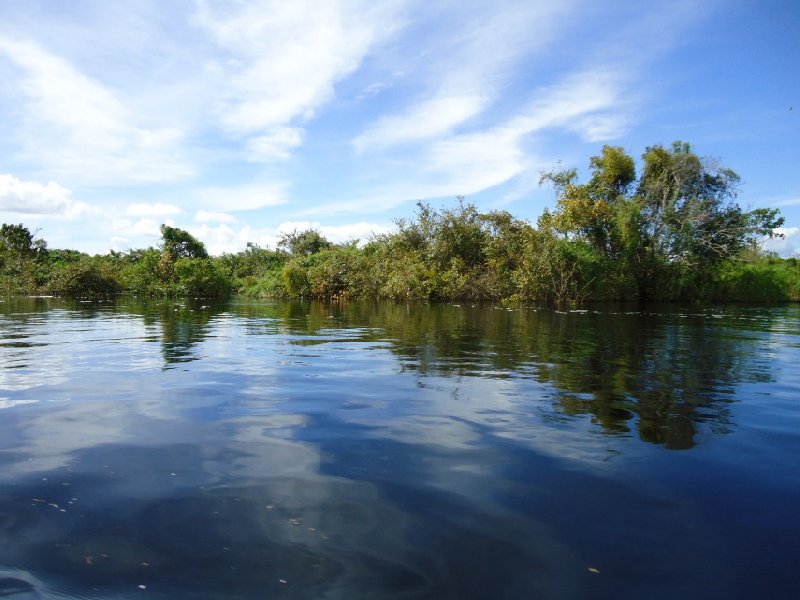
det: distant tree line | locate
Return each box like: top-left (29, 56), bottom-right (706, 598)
top-left (1, 142), bottom-right (798, 303)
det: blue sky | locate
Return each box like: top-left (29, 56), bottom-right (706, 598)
top-left (0, 0), bottom-right (798, 255)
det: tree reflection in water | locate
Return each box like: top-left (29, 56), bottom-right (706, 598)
top-left (174, 299), bottom-right (777, 450)
top-left (9, 296), bottom-right (777, 450)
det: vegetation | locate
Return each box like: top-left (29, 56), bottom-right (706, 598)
top-left (1, 142), bottom-right (797, 303)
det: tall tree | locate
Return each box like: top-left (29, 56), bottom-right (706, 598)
top-left (160, 225), bottom-right (208, 260)
top-left (638, 141), bottom-right (743, 264)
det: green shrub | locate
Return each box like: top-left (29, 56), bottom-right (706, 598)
top-left (282, 262), bottom-right (310, 297)
top-left (174, 258), bottom-right (230, 298)
top-left (47, 260), bottom-right (121, 298)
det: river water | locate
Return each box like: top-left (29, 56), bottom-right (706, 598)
top-left (0, 297), bottom-right (798, 599)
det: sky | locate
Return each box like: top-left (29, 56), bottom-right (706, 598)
top-left (0, 0), bottom-right (798, 256)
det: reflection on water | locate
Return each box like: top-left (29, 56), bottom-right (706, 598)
top-left (0, 296), bottom-right (798, 598)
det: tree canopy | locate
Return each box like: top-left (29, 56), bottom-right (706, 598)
top-left (160, 225), bottom-right (208, 260)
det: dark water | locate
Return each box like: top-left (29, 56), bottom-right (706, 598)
top-left (0, 297), bottom-right (798, 599)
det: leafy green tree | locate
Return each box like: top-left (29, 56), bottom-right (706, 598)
top-left (0, 223), bottom-right (47, 257)
top-left (160, 225), bottom-right (208, 260)
top-left (278, 229), bottom-right (332, 256)
top-left (638, 141), bottom-right (742, 264)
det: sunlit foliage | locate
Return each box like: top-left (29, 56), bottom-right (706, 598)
top-left (1, 142), bottom-right (796, 303)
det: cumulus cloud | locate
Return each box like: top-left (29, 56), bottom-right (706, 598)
top-left (763, 227), bottom-right (800, 257)
top-left (0, 174), bottom-right (92, 218)
top-left (110, 236), bottom-right (130, 252)
top-left (111, 217), bottom-right (172, 240)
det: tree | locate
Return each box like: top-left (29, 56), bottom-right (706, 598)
top-left (638, 141), bottom-right (743, 264)
top-left (160, 225), bottom-right (208, 260)
top-left (742, 207), bottom-right (785, 251)
top-left (538, 146), bottom-right (636, 256)
top-left (277, 229), bottom-right (332, 256)
top-left (538, 142), bottom-right (783, 301)
top-left (0, 223), bottom-right (46, 257)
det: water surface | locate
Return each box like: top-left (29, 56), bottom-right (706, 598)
top-left (0, 297), bottom-right (798, 599)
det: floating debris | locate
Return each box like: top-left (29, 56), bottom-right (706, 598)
top-left (588, 567), bottom-right (600, 574)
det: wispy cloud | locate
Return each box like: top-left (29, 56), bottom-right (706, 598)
top-left (354, 94), bottom-right (488, 151)
top-left (193, 0), bottom-right (407, 160)
top-left (245, 127), bottom-right (305, 162)
top-left (0, 35), bottom-right (192, 185)
top-left (320, 68), bottom-right (631, 217)
top-left (353, 1), bottom-right (578, 153)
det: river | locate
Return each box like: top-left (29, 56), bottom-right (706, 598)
top-left (0, 297), bottom-right (798, 599)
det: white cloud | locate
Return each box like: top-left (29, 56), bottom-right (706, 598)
top-left (194, 182), bottom-right (290, 211)
top-left (196, 210), bottom-right (236, 223)
top-left (339, 68), bottom-right (630, 213)
top-left (111, 217), bottom-right (172, 240)
top-left (354, 94), bottom-right (488, 151)
top-left (514, 69), bottom-right (627, 133)
top-left (424, 128), bottom-right (530, 194)
top-left (110, 236), bottom-right (130, 252)
top-left (245, 127), bottom-right (304, 161)
top-left (763, 227), bottom-right (800, 257)
top-left (353, 2), bottom-right (579, 153)
top-left (776, 227), bottom-right (800, 236)
top-left (194, 0), bottom-right (407, 155)
top-left (0, 35), bottom-right (192, 184)
top-left (126, 202), bottom-right (182, 217)
top-left (0, 173), bottom-right (92, 218)
top-left (190, 223), bottom-right (240, 255)
top-left (356, 81), bottom-right (391, 100)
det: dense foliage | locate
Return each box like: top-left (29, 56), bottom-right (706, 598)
top-left (1, 142), bottom-right (797, 303)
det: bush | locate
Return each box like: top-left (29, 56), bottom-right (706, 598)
top-left (47, 260), bottom-right (121, 298)
top-left (282, 262), bottom-right (310, 297)
top-left (174, 258), bottom-right (230, 298)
